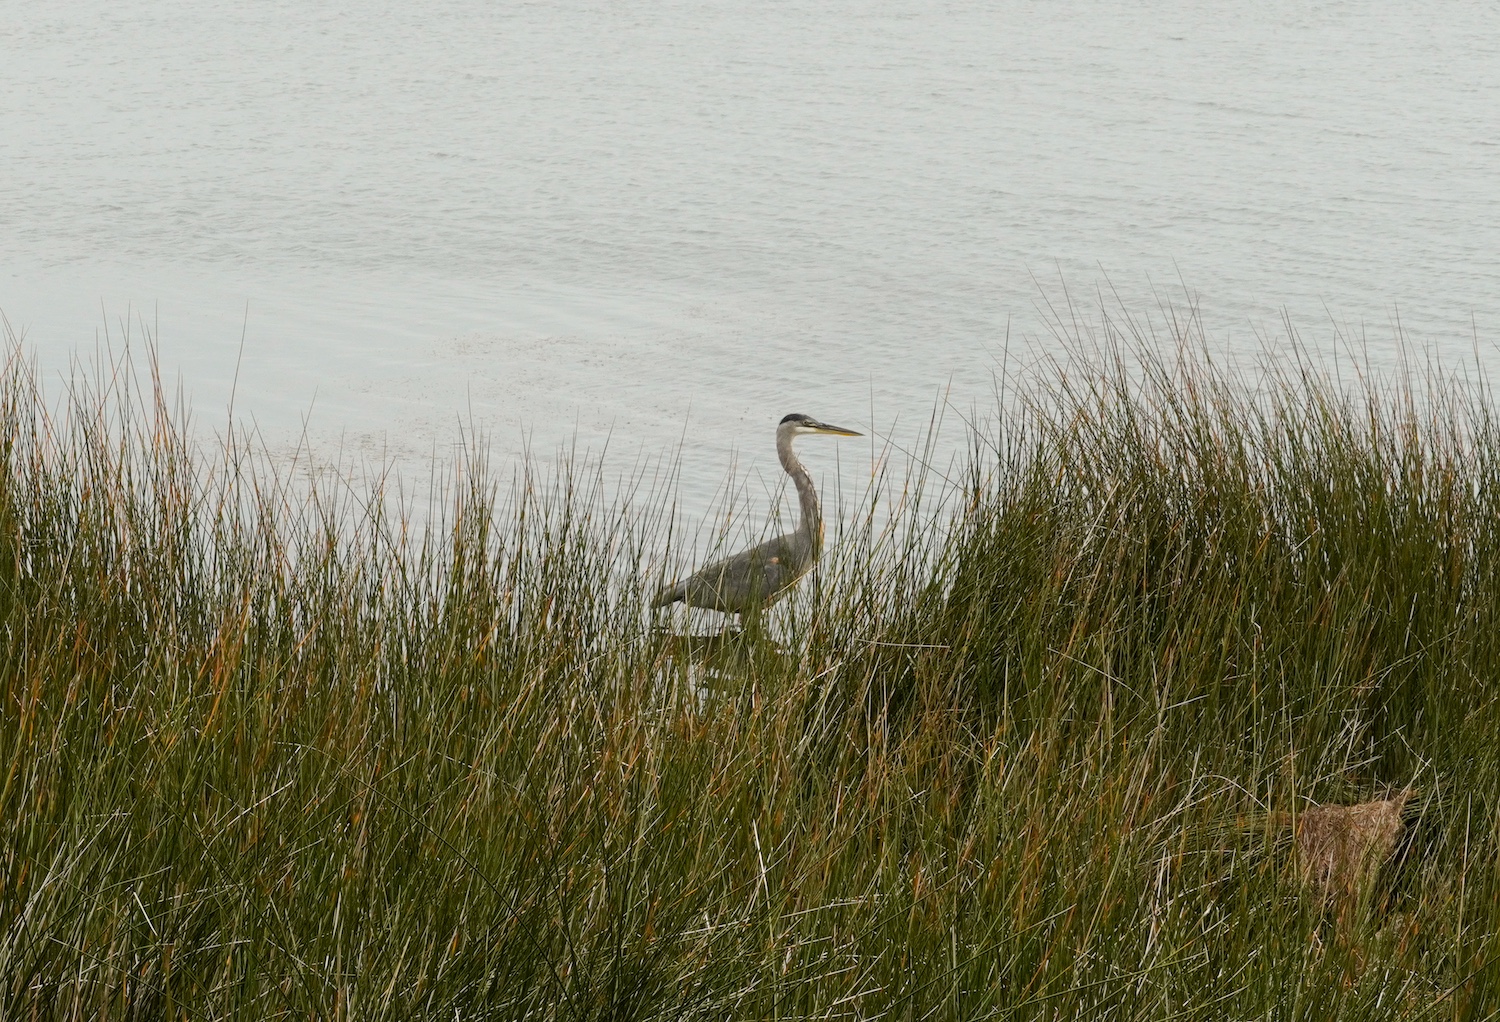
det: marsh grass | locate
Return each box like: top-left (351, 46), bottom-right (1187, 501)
top-left (3, 308), bottom-right (1500, 1020)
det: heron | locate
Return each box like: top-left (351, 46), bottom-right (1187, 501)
top-left (653, 413), bottom-right (862, 622)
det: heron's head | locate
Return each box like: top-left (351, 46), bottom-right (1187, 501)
top-left (778, 413), bottom-right (862, 439)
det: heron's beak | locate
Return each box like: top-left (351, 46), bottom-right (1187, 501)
top-left (811, 421), bottom-right (862, 437)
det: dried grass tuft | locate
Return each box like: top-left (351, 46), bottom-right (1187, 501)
top-left (1296, 791), bottom-right (1412, 912)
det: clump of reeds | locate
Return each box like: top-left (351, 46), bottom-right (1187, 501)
top-left (3, 305), bottom-right (1499, 1020)
top-left (1296, 791), bottom-right (1412, 924)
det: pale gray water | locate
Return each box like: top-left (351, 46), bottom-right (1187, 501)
top-left (4, 0), bottom-right (1499, 524)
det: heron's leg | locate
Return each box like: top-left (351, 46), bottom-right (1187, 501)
top-left (739, 603), bottom-right (769, 643)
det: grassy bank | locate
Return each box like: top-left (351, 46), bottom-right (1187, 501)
top-left (3, 319), bottom-right (1500, 1020)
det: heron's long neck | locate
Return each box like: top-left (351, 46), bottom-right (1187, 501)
top-left (778, 430), bottom-right (822, 556)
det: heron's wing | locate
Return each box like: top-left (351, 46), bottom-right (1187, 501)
top-left (672, 533), bottom-right (810, 614)
top-left (652, 579), bottom-right (689, 607)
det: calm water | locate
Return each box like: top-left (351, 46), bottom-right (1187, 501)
top-left (4, 0), bottom-right (1499, 522)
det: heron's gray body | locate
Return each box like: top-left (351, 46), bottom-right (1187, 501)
top-left (654, 414), bottom-right (858, 618)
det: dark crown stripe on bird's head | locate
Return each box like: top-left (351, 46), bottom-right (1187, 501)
top-left (780, 413), bottom-right (812, 425)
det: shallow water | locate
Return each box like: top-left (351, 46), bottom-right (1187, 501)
top-left (4, 0), bottom-right (1499, 529)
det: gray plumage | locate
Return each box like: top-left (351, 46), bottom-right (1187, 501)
top-left (654, 414), bottom-right (861, 618)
